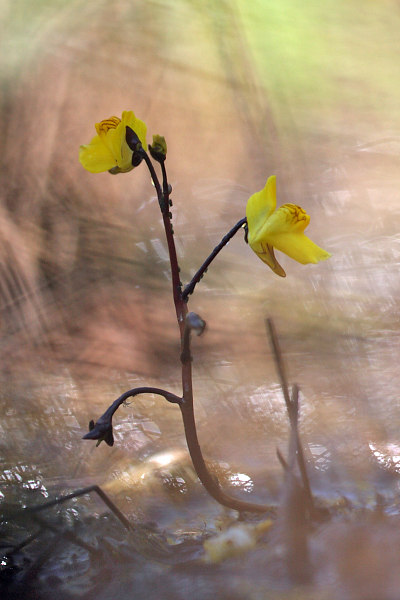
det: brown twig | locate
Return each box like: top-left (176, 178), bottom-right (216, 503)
top-left (275, 378), bottom-right (312, 582)
top-left (266, 318), bottom-right (292, 414)
top-left (266, 318), bottom-right (315, 515)
top-left (29, 484), bottom-right (133, 531)
top-left (182, 217), bottom-right (247, 299)
top-left (290, 384), bottom-right (314, 514)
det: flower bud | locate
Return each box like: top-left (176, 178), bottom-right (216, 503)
top-left (149, 134), bottom-right (167, 163)
top-left (83, 416), bottom-right (114, 447)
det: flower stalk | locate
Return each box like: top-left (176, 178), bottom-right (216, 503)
top-left (144, 148), bottom-right (273, 511)
top-left (144, 152), bottom-right (275, 512)
top-left (182, 217), bottom-right (247, 300)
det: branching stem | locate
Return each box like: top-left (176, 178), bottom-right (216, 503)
top-left (154, 160), bottom-right (274, 513)
top-left (85, 152), bottom-right (274, 514)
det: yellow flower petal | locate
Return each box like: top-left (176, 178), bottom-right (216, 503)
top-left (267, 231), bottom-right (331, 265)
top-left (252, 203), bottom-right (331, 265)
top-left (79, 135), bottom-right (117, 173)
top-left (105, 121), bottom-right (134, 172)
top-left (250, 242), bottom-right (286, 277)
top-left (251, 204), bottom-right (309, 243)
top-left (246, 175), bottom-right (277, 240)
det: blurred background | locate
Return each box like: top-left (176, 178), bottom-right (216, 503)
top-left (1, 0), bottom-right (400, 530)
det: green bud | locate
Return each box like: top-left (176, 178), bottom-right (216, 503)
top-left (149, 134), bottom-right (167, 162)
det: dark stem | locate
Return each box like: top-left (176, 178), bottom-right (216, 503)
top-left (180, 321), bottom-right (192, 365)
top-left (29, 484), bottom-right (134, 531)
top-left (179, 357), bottom-right (274, 514)
top-left (177, 317), bottom-right (274, 514)
top-left (142, 151), bottom-right (185, 325)
top-left (85, 377), bottom-right (275, 513)
top-left (182, 217), bottom-right (247, 300)
top-left (112, 386), bottom-right (183, 409)
top-left (140, 151), bottom-right (163, 201)
top-left (83, 387), bottom-right (183, 448)
top-left (84, 386), bottom-right (183, 436)
top-left (143, 155), bottom-right (273, 512)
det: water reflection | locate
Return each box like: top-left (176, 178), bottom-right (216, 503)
top-left (227, 473), bottom-right (254, 494)
top-left (0, 0), bottom-right (399, 537)
top-left (308, 445), bottom-right (331, 473)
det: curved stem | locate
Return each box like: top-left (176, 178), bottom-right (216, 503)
top-left (182, 217), bottom-right (247, 300)
top-left (83, 387), bottom-right (183, 446)
top-left (179, 357), bottom-right (273, 514)
top-left (85, 385), bottom-right (274, 513)
top-left (91, 387), bottom-right (183, 425)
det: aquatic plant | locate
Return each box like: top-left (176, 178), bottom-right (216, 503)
top-left (80, 111), bottom-right (331, 513)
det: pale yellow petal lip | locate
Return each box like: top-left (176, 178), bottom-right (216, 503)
top-left (79, 141), bottom-right (116, 173)
top-left (271, 232), bottom-right (331, 265)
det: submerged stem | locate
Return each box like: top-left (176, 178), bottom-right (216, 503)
top-left (179, 357), bottom-right (273, 514)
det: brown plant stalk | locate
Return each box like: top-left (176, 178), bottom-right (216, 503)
top-left (84, 138), bottom-right (277, 513)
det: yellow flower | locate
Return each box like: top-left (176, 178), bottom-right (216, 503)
top-left (79, 111), bottom-right (147, 174)
top-left (246, 176), bottom-right (331, 277)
